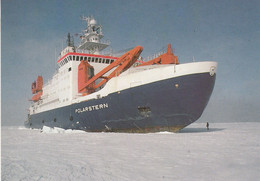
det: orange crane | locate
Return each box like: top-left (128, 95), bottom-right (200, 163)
top-left (78, 46), bottom-right (143, 94)
top-left (138, 44), bottom-right (179, 66)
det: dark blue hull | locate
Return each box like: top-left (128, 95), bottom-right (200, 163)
top-left (25, 72), bottom-right (216, 132)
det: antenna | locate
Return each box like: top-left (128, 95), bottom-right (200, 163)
top-left (54, 46), bottom-right (56, 60)
top-left (66, 33), bottom-right (74, 47)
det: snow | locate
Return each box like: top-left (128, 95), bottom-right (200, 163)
top-left (2, 122), bottom-right (260, 181)
top-left (41, 126), bottom-right (86, 134)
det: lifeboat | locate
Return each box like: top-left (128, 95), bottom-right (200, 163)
top-left (31, 76), bottom-right (43, 102)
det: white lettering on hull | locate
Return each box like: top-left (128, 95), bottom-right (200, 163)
top-left (75, 103), bottom-right (109, 113)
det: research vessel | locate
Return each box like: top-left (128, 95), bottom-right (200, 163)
top-left (25, 16), bottom-right (217, 132)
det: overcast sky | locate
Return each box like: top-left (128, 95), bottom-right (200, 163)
top-left (2, 0), bottom-right (260, 126)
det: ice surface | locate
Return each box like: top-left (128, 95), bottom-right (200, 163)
top-left (2, 122), bottom-right (260, 181)
top-left (41, 126), bottom-right (86, 134)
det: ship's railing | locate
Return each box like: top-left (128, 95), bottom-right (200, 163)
top-left (143, 50), bottom-right (166, 62)
top-left (79, 39), bottom-right (110, 46)
top-left (143, 45), bottom-right (177, 62)
top-left (76, 49), bottom-right (118, 58)
top-left (42, 71), bottom-right (59, 88)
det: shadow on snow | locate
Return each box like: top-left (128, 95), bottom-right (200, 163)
top-left (179, 127), bottom-right (225, 133)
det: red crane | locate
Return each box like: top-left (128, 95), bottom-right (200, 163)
top-left (138, 44), bottom-right (179, 66)
top-left (78, 46), bottom-right (143, 94)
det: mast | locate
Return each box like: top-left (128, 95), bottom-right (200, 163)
top-left (67, 33), bottom-right (74, 47)
top-left (77, 16), bottom-right (109, 54)
top-left (59, 33), bottom-right (76, 58)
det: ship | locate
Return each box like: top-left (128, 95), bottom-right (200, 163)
top-left (25, 16), bottom-right (217, 133)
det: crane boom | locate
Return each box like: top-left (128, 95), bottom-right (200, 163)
top-left (79, 46), bottom-right (143, 93)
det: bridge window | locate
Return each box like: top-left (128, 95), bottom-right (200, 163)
top-left (102, 59), bottom-right (105, 63)
top-left (76, 56), bottom-right (79, 61)
top-left (91, 57), bottom-right (95, 62)
top-left (80, 56), bottom-right (83, 60)
top-left (88, 57), bottom-right (91, 62)
top-left (73, 56), bottom-right (75, 60)
top-left (95, 58), bottom-right (98, 63)
top-left (106, 59), bottom-right (110, 64)
top-left (84, 57), bottom-right (87, 60)
top-left (69, 56), bottom-right (72, 60)
top-left (111, 60), bottom-right (114, 63)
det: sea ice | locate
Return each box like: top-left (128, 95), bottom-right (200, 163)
top-left (2, 122), bottom-right (260, 181)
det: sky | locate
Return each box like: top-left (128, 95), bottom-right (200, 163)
top-left (1, 0), bottom-right (260, 126)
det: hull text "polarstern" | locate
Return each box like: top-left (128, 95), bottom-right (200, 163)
top-left (75, 103), bottom-right (109, 113)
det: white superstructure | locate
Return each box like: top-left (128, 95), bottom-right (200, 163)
top-left (29, 16), bottom-right (117, 114)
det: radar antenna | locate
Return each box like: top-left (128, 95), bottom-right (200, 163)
top-left (77, 15), bottom-right (109, 54)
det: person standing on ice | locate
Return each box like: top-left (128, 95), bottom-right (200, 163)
top-left (206, 122), bottom-right (209, 130)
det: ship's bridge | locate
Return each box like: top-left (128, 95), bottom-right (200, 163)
top-left (57, 52), bottom-right (118, 67)
top-left (57, 16), bottom-right (116, 67)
